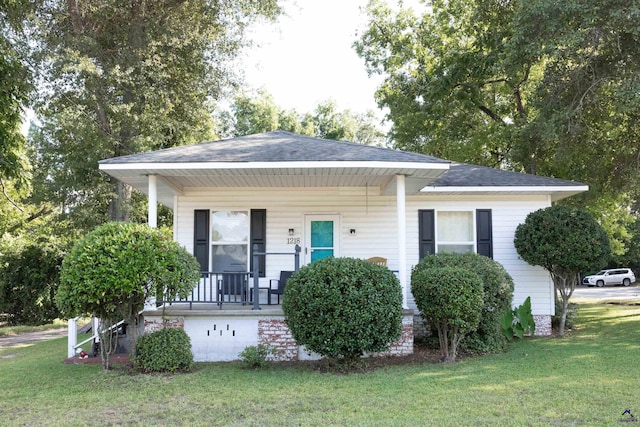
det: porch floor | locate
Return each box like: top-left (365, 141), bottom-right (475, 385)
top-left (143, 303), bottom-right (285, 317)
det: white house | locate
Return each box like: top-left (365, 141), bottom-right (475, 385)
top-left (96, 131), bottom-right (587, 361)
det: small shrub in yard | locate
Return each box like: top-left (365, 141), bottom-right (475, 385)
top-left (501, 296), bottom-right (536, 340)
top-left (239, 345), bottom-right (273, 369)
top-left (412, 252), bottom-right (514, 354)
top-left (134, 328), bottom-right (193, 373)
top-left (412, 265), bottom-right (484, 363)
top-left (283, 257), bottom-right (403, 363)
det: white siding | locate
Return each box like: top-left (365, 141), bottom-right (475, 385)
top-left (174, 187), bottom-right (555, 316)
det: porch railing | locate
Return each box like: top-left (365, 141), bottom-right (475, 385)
top-left (67, 317), bottom-right (124, 359)
top-left (158, 245), bottom-right (301, 310)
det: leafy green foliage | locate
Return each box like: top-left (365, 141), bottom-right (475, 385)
top-left (501, 297), bottom-right (536, 340)
top-left (134, 327), bottom-right (193, 373)
top-left (56, 222), bottom-right (200, 368)
top-left (30, 0), bottom-right (280, 227)
top-left (238, 345), bottom-right (273, 370)
top-left (0, 238), bottom-right (67, 325)
top-left (412, 252), bottom-right (514, 354)
top-left (357, 0), bottom-right (640, 178)
top-left (57, 222), bottom-right (200, 320)
top-left (0, 0), bottom-right (33, 188)
top-left (217, 90), bottom-right (387, 146)
top-left (515, 205), bottom-right (610, 336)
top-left (515, 206), bottom-right (610, 273)
top-left (282, 257), bottom-right (403, 362)
top-left (412, 262), bottom-right (484, 363)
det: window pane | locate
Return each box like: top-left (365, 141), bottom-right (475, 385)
top-left (211, 244), bottom-right (248, 272)
top-left (212, 211), bottom-right (248, 242)
top-left (437, 244), bottom-right (474, 254)
top-left (437, 211), bottom-right (473, 241)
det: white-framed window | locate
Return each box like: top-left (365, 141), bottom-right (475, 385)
top-left (211, 210), bottom-right (249, 272)
top-left (436, 211), bottom-right (475, 254)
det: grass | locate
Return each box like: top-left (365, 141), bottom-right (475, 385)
top-left (1, 303), bottom-right (639, 426)
top-left (0, 318), bottom-right (69, 337)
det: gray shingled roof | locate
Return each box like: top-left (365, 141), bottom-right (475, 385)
top-left (432, 163), bottom-right (586, 187)
top-left (99, 131), bottom-right (586, 192)
top-left (99, 131), bottom-right (449, 165)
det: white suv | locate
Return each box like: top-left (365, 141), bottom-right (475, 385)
top-left (582, 268), bottom-right (636, 287)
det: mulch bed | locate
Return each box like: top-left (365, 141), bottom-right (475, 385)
top-left (64, 354), bottom-right (129, 365)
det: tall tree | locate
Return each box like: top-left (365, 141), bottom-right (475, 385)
top-left (32, 0), bottom-right (280, 227)
top-left (0, 0), bottom-right (32, 187)
top-left (0, 0), bottom-right (43, 236)
top-left (219, 91), bottom-right (387, 145)
top-left (356, 0), bottom-right (640, 195)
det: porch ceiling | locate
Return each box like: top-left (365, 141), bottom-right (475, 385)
top-left (103, 164), bottom-right (448, 207)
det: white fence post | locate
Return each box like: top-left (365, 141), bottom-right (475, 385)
top-left (67, 317), bottom-right (78, 358)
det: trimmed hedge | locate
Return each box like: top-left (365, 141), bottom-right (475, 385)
top-left (282, 257), bottom-right (403, 361)
top-left (411, 252), bottom-right (514, 354)
top-left (412, 265), bottom-right (484, 362)
top-left (134, 327), bottom-right (193, 373)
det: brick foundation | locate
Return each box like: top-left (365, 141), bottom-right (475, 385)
top-left (258, 319), bottom-right (299, 361)
top-left (533, 315), bottom-right (552, 336)
top-left (372, 316), bottom-right (414, 357)
top-left (257, 313), bottom-right (414, 361)
top-left (143, 317), bottom-right (184, 333)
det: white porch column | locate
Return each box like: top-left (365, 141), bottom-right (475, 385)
top-left (148, 174), bottom-right (157, 228)
top-left (396, 174), bottom-right (408, 309)
top-left (67, 317), bottom-right (78, 358)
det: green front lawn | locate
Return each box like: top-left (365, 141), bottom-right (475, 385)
top-left (1, 303), bottom-right (638, 426)
top-left (0, 319), bottom-right (68, 337)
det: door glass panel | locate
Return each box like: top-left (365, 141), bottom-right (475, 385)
top-left (311, 221), bottom-right (334, 247)
top-left (310, 220), bottom-right (335, 263)
top-left (311, 249), bottom-right (334, 262)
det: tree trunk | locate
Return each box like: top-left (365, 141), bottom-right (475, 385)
top-left (445, 326), bottom-right (460, 364)
top-left (98, 318), bottom-right (119, 370)
top-left (109, 180), bottom-right (132, 222)
top-left (558, 295), bottom-right (570, 338)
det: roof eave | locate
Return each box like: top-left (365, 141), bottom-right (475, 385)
top-left (420, 185), bottom-right (589, 201)
top-left (98, 160), bottom-right (450, 172)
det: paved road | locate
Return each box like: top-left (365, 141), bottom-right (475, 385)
top-left (0, 328), bottom-right (67, 348)
top-left (573, 284), bottom-right (640, 300)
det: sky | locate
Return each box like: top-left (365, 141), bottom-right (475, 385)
top-left (238, 0), bottom-right (384, 115)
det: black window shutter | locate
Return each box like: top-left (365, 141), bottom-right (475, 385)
top-left (194, 210), bottom-right (210, 272)
top-left (476, 209), bottom-right (493, 258)
top-left (418, 209), bottom-right (435, 259)
top-left (250, 209), bottom-right (267, 277)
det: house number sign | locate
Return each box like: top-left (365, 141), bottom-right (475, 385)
top-left (287, 237), bottom-right (301, 244)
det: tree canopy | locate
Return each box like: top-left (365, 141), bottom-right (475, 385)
top-left (216, 89), bottom-right (387, 145)
top-left (356, 0), bottom-right (640, 199)
top-left (30, 0), bottom-right (280, 229)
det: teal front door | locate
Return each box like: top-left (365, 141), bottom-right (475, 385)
top-left (305, 215), bottom-right (339, 264)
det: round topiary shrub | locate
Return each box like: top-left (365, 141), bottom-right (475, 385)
top-left (282, 257), bottom-right (403, 362)
top-left (412, 265), bottom-right (484, 363)
top-left (412, 252), bottom-right (514, 354)
top-left (134, 327), bottom-right (194, 373)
